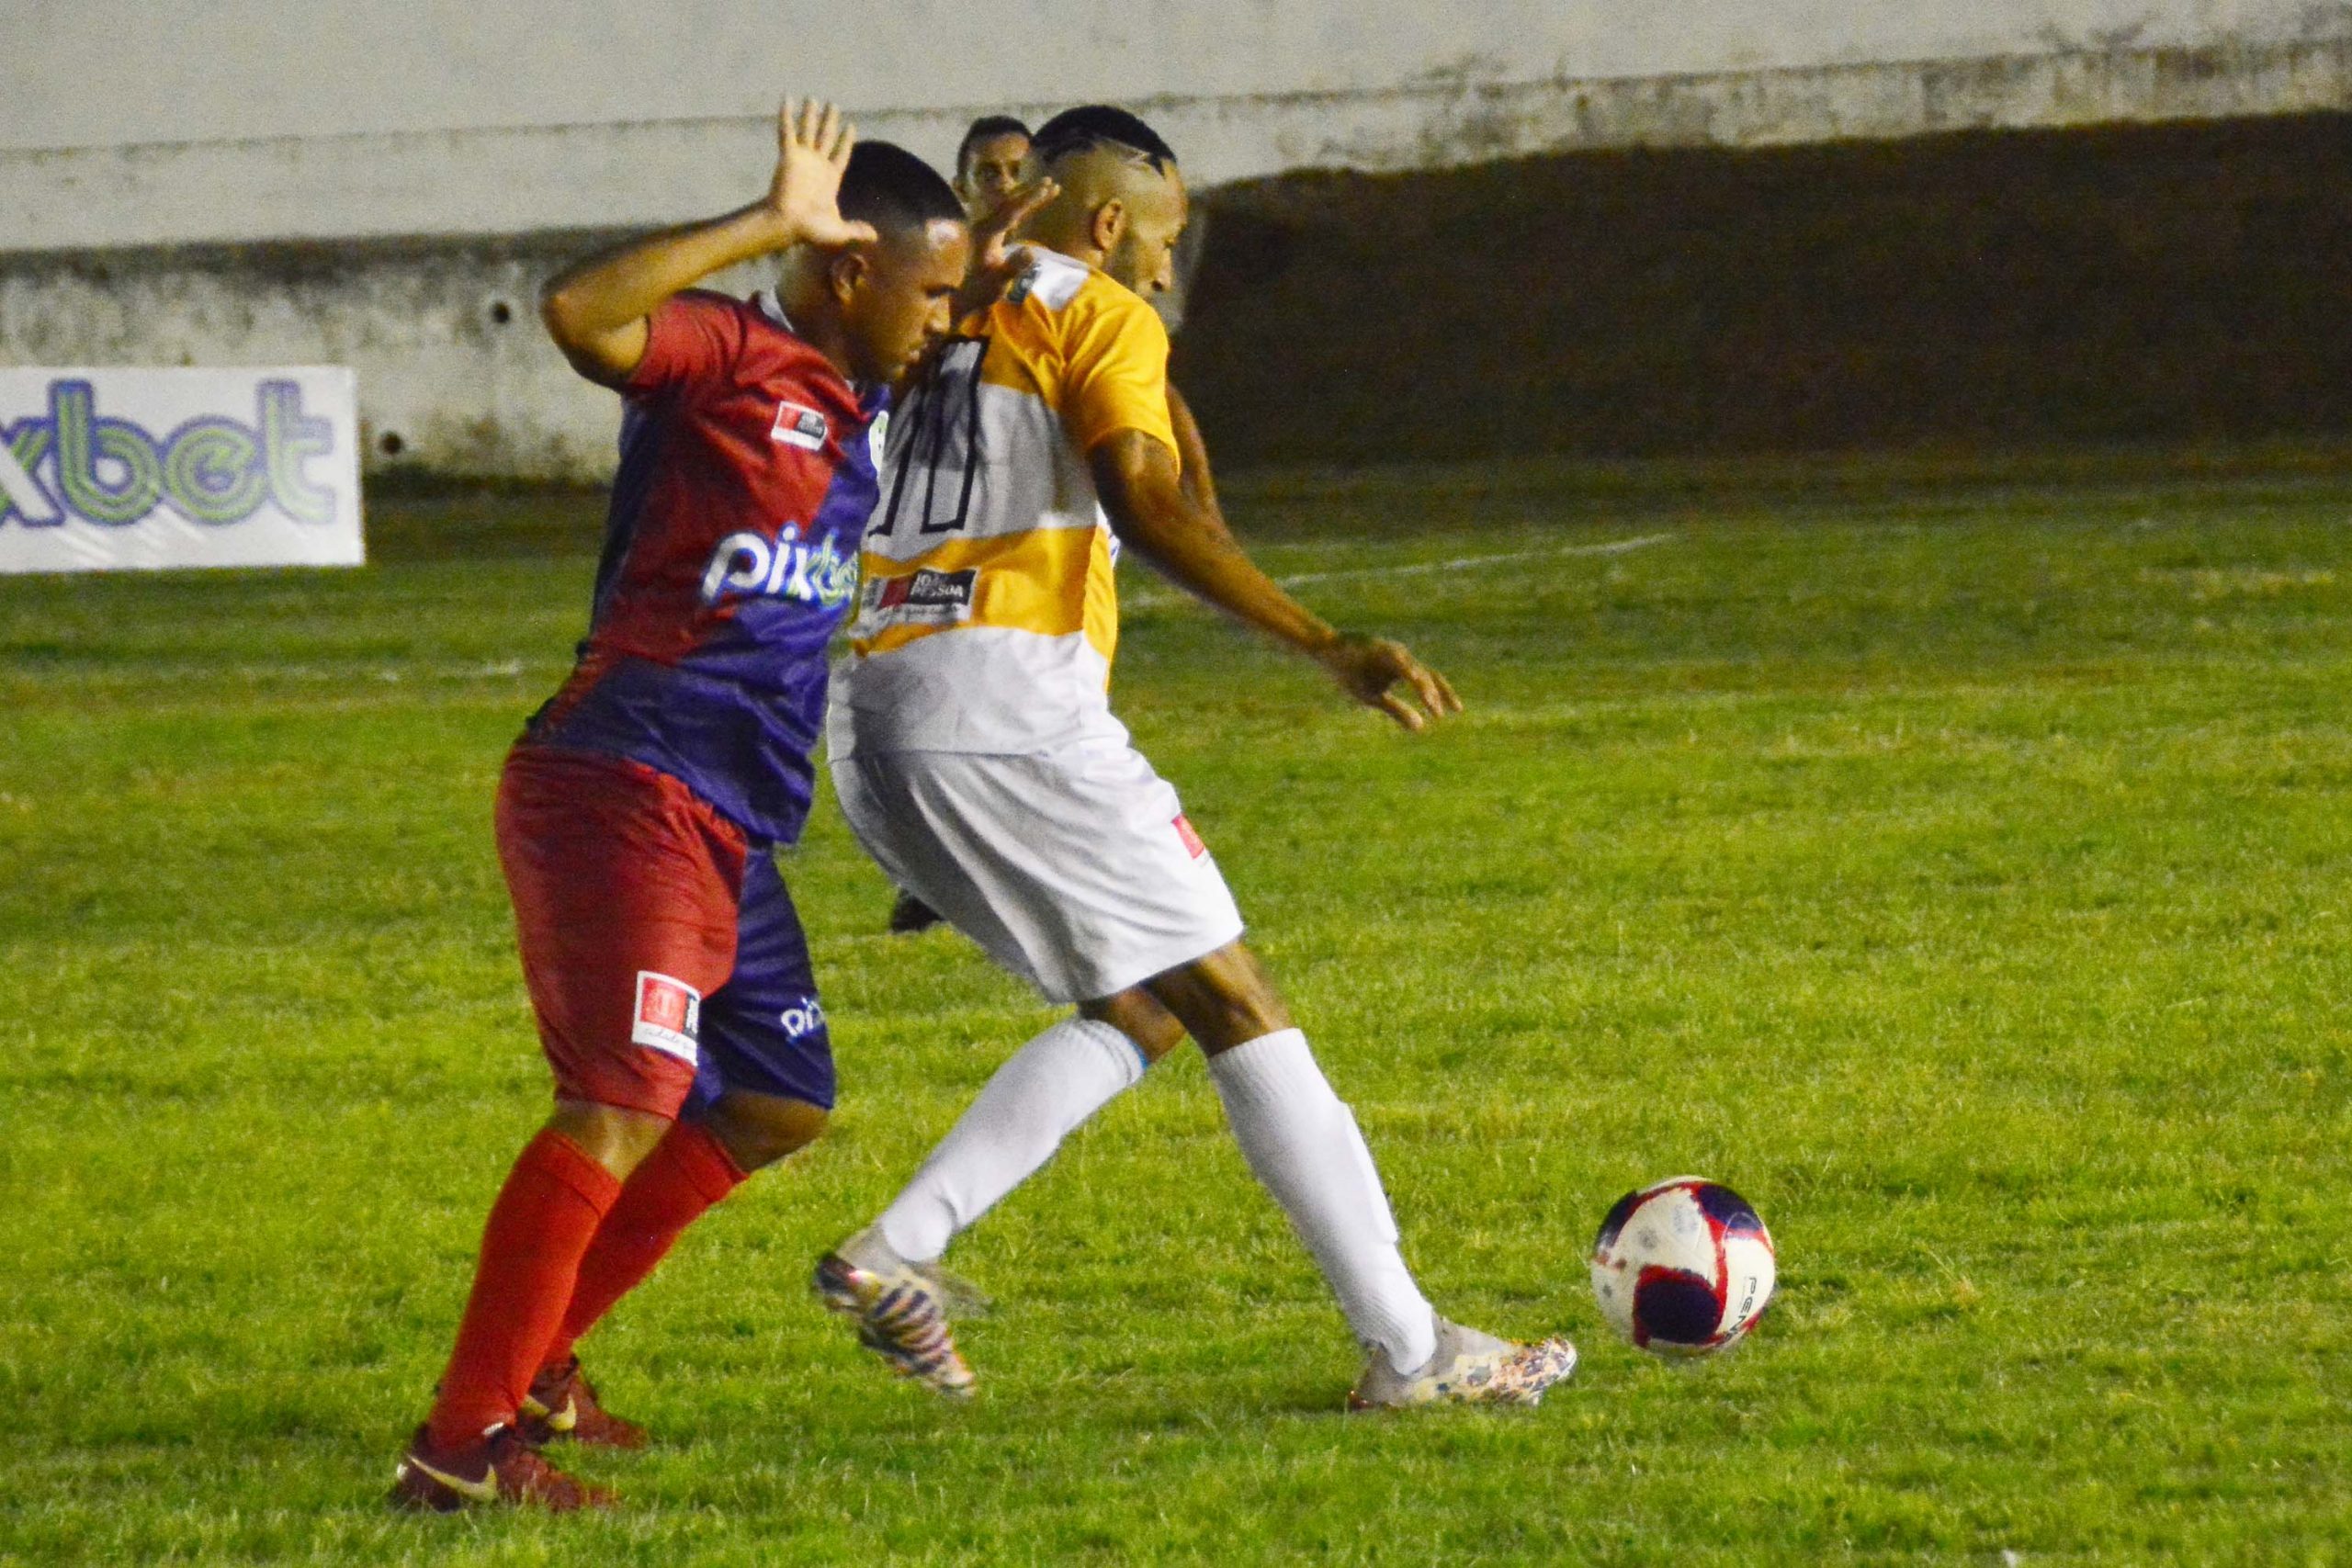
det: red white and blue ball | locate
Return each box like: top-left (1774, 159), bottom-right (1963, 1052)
top-left (1589, 1177), bottom-right (1776, 1357)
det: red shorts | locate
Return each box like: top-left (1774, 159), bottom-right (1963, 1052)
top-left (495, 745), bottom-right (748, 1119)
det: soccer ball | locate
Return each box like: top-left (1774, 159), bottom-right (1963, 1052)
top-left (1589, 1177), bottom-right (1777, 1356)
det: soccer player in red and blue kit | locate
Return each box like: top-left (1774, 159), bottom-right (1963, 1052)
top-left (390, 102), bottom-right (971, 1513)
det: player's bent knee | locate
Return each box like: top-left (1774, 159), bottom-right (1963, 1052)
top-left (548, 1097), bottom-right (675, 1179)
top-left (1081, 987), bottom-right (1189, 1064)
top-left (704, 1090), bottom-right (830, 1173)
top-left (1145, 941), bottom-right (1294, 1054)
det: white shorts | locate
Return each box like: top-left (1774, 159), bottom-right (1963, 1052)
top-left (831, 739), bottom-right (1246, 1005)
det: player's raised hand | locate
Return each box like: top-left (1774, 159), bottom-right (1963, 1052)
top-left (977, 177), bottom-right (1057, 269)
top-left (765, 98), bottom-right (879, 250)
top-left (954, 176), bottom-right (1057, 317)
top-left (1316, 633), bottom-right (1464, 732)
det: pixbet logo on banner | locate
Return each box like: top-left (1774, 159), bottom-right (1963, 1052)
top-left (0, 378), bottom-right (336, 528)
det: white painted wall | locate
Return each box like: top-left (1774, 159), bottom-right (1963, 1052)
top-left (5, 2), bottom-right (2348, 478)
top-left (5, 1), bottom-right (2349, 250)
top-left (14, 1), bottom-right (2347, 149)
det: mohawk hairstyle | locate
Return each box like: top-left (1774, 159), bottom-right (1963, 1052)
top-left (1029, 105), bottom-right (1178, 173)
top-left (956, 115), bottom-right (1032, 172)
top-left (838, 141), bottom-right (964, 237)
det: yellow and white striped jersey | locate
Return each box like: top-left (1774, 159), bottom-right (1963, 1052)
top-left (827, 249), bottom-right (1178, 756)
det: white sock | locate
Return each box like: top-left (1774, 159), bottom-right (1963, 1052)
top-left (1206, 1029), bottom-right (1437, 1374)
top-left (876, 1016), bottom-right (1147, 1262)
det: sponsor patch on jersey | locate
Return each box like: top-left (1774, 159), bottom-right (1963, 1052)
top-left (865, 566), bottom-right (978, 625)
top-left (631, 971), bottom-right (701, 1063)
top-left (1172, 814), bottom-right (1207, 860)
top-left (772, 400), bottom-right (830, 452)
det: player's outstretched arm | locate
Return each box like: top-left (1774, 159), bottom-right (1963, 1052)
top-left (539, 99), bottom-right (878, 386)
top-left (1091, 430), bottom-right (1462, 731)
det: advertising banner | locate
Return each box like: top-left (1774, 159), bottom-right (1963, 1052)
top-left (0, 367), bottom-right (363, 573)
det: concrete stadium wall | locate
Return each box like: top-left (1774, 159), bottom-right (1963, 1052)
top-left (6, 3), bottom-right (2351, 477)
top-left (1174, 113), bottom-right (2352, 464)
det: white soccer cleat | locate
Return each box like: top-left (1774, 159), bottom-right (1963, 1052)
top-left (1347, 1314), bottom-right (1578, 1410)
top-left (814, 1224), bottom-right (979, 1399)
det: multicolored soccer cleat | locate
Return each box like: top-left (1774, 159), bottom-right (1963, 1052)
top-left (814, 1225), bottom-right (978, 1399)
top-left (1346, 1315), bottom-right (1578, 1410)
top-left (517, 1356), bottom-right (649, 1450)
top-left (389, 1422), bottom-right (616, 1512)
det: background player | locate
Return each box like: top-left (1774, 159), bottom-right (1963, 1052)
top-left (390, 104), bottom-right (971, 1511)
top-left (818, 106), bottom-right (1575, 1410)
top-left (954, 114), bottom-right (1033, 220)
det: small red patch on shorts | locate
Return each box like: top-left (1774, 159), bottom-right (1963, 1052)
top-left (632, 971), bottom-right (701, 1063)
top-left (1172, 814), bottom-right (1207, 860)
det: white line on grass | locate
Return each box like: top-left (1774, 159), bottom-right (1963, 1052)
top-left (1269, 531), bottom-right (1672, 588)
top-left (1124, 531), bottom-right (1674, 609)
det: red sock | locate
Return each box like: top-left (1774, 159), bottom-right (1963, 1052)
top-left (427, 1129), bottom-right (623, 1448)
top-left (539, 1120), bottom-right (746, 1371)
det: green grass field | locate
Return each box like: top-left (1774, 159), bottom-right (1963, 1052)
top-left (3, 453), bottom-right (2347, 1563)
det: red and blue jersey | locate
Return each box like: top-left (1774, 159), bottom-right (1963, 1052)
top-left (526, 288), bottom-right (885, 846)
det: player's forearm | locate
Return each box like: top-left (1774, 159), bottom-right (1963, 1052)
top-left (1095, 431), bottom-right (1334, 653)
top-left (541, 206), bottom-right (797, 343)
top-left (1116, 496), bottom-right (1336, 655)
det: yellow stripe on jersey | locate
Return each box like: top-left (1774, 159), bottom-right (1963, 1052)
top-left (853, 524), bottom-right (1120, 670)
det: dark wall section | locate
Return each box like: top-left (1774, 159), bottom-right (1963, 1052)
top-left (1172, 113), bottom-right (2352, 465)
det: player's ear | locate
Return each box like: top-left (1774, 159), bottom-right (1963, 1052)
top-left (1089, 199), bottom-right (1127, 255)
top-left (828, 248), bottom-right (870, 304)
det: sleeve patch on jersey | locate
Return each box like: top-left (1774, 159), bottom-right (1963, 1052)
top-left (632, 971), bottom-right (702, 1064)
top-left (1173, 814), bottom-right (1208, 860)
top-left (772, 400), bottom-right (830, 452)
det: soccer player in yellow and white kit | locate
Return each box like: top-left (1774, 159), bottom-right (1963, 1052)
top-left (815, 107), bottom-right (1576, 1408)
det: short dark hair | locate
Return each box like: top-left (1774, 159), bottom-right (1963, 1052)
top-left (956, 115), bottom-right (1031, 175)
top-left (1030, 106), bottom-right (1177, 173)
top-left (839, 141), bottom-right (964, 237)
